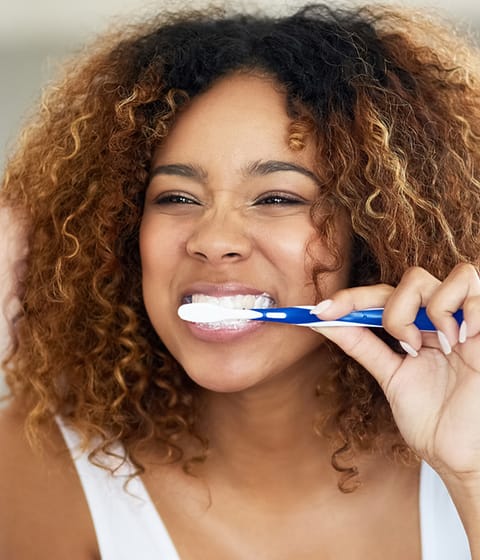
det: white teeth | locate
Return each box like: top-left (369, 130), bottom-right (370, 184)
top-left (182, 293), bottom-right (275, 329)
top-left (190, 293), bottom-right (274, 309)
top-left (194, 318), bottom-right (251, 331)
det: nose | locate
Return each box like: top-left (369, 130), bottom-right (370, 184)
top-left (185, 209), bottom-right (252, 264)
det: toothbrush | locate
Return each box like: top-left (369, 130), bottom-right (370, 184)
top-left (178, 303), bottom-right (464, 332)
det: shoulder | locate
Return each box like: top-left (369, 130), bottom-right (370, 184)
top-left (0, 401), bottom-right (99, 559)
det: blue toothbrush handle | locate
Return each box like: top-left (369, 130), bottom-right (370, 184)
top-left (251, 306), bottom-right (464, 331)
top-left (332, 307), bottom-right (464, 331)
top-left (250, 306), bottom-right (320, 324)
top-left (412, 308), bottom-right (464, 331)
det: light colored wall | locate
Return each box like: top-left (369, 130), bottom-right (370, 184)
top-left (2, 0), bottom-right (479, 165)
top-left (1, 0), bottom-right (479, 399)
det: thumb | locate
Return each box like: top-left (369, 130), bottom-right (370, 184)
top-left (312, 325), bottom-right (403, 393)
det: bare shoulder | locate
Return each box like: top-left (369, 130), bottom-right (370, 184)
top-left (0, 401), bottom-right (99, 559)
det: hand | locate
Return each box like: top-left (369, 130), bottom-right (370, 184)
top-left (310, 264), bottom-right (480, 482)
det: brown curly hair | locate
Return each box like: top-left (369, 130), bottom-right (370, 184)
top-left (2, 4), bottom-right (480, 490)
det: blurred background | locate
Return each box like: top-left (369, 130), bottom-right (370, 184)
top-left (2, 0), bottom-right (480, 168)
top-left (1, 0), bottom-right (479, 399)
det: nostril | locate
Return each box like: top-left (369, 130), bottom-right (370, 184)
top-left (192, 250), bottom-right (209, 260)
top-left (186, 225), bottom-right (251, 262)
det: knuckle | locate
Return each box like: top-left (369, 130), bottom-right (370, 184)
top-left (328, 287), bottom-right (352, 304)
top-left (341, 328), bottom-right (368, 356)
top-left (424, 299), bottom-right (450, 328)
top-left (381, 313), bottom-right (397, 333)
top-left (452, 262), bottom-right (478, 280)
top-left (377, 283), bottom-right (394, 295)
top-left (402, 266), bottom-right (429, 282)
top-left (463, 295), bottom-right (480, 315)
top-left (403, 265), bottom-right (424, 277)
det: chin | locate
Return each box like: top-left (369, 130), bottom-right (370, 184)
top-left (188, 373), bottom-right (262, 394)
top-left (179, 359), bottom-right (268, 393)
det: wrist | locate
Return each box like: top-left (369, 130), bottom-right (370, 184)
top-left (441, 471), bottom-right (480, 557)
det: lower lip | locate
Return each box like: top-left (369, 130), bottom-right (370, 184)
top-left (185, 319), bottom-right (264, 342)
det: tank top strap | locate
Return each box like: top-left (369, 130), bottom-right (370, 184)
top-left (59, 417), bottom-right (471, 559)
top-left (56, 416), bottom-right (181, 560)
top-left (419, 461), bottom-right (470, 559)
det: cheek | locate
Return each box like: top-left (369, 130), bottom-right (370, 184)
top-left (254, 221), bottom-right (319, 298)
top-left (139, 217), bottom-right (186, 276)
top-left (256, 218), bottom-right (315, 262)
top-left (139, 219), bottom-right (184, 336)
top-left (257, 219), bottom-right (350, 300)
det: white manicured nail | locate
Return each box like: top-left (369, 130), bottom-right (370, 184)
top-left (399, 340), bottom-right (418, 357)
top-left (459, 321), bottom-right (468, 344)
top-left (437, 330), bottom-right (452, 355)
top-left (310, 299), bottom-right (333, 315)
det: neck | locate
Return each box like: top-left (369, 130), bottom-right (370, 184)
top-left (195, 348), bottom-right (339, 494)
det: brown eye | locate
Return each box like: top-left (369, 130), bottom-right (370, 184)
top-left (154, 193), bottom-right (200, 205)
top-left (255, 193), bottom-right (304, 205)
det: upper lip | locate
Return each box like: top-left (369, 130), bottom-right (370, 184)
top-left (181, 282), bottom-right (276, 301)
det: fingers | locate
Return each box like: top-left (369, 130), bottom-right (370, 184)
top-left (311, 283), bottom-right (395, 317)
top-left (312, 263), bottom-right (480, 357)
top-left (310, 283), bottom-right (402, 392)
top-left (310, 323), bottom-right (403, 393)
top-left (426, 264), bottom-right (480, 350)
top-left (385, 264), bottom-right (480, 353)
top-left (381, 267), bottom-right (440, 353)
top-left (461, 295), bottom-right (480, 341)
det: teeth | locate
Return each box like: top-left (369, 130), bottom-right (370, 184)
top-left (181, 293), bottom-right (275, 330)
top-left (190, 293), bottom-right (274, 309)
top-left (194, 319), bottom-right (251, 331)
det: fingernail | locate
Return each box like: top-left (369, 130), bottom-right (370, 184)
top-left (437, 330), bottom-right (452, 355)
top-left (399, 340), bottom-right (418, 358)
top-left (310, 299), bottom-right (333, 315)
top-left (459, 320), bottom-right (468, 344)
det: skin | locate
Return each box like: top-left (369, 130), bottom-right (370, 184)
top-left (138, 73), bottom-right (422, 559)
top-left (1, 73), bottom-right (480, 558)
top-left (0, 405), bottom-right (100, 559)
top-left (312, 264), bottom-right (480, 556)
top-left (140, 72), bottom-right (351, 394)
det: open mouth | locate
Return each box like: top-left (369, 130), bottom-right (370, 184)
top-left (181, 293), bottom-right (275, 330)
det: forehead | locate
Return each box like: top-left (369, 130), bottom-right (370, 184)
top-left (152, 73), bottom-right (317, 168)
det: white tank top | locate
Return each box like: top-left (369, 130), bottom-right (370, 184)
top-left (56, 417), bottom-right (471, 559)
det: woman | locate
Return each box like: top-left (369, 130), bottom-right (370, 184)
top-left (1, 4), bottom-right (480, 558)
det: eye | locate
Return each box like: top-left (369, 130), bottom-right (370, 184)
top-left (254, 192), bottom-right (305, 206)
top-left (153, 192), bottom-right (200, 206)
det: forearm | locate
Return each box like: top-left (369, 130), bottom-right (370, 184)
top-left (443, 473), bottom-right (480, 559)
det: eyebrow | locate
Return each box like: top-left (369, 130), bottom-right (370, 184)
top-left (150, 159), bottom-right (320, 185)
top-left (150, 163), bottom-right (208, 182)
top-left (245, 160), bottom-right (320, 185)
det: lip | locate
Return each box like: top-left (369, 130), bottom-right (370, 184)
top-left (180, 282), bottom-right (276, 303)
top-left (187, 321), bottom-right (265, 342)
top-left (179, 282), bottom-right (275, 343)
top-left (184, 318), bottom-right (264, 342)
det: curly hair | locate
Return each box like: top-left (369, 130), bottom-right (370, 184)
top-left (2, 3), bottom-right (480, 490)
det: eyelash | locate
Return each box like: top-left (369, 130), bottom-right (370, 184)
top-left (153, 193), bottom-right (199, 205)
top-left (254, 193), bottom-right (304, 205)
top-left (153, 192), bottom-right (304, 206)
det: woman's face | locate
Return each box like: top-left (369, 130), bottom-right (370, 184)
top-left (140, 74), bottom-right (351, 392)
